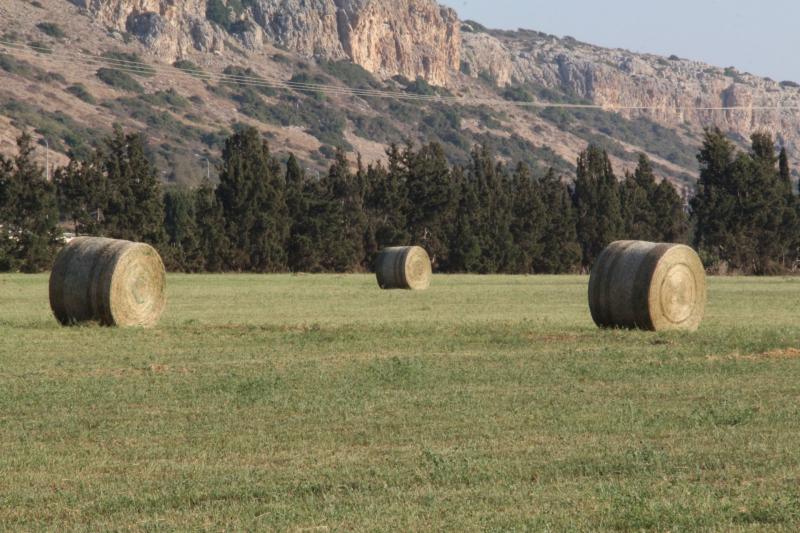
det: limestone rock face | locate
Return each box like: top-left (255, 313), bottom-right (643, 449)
top-left (75, 0), bottom-right (461, 85)
top-left (70, 0), bottom-right (223, 59)
top-left (458, 25), bottom-right (512, 86)
top-left (335, 0), bottom-right (461, 86)
top-left (67, 0), bottom-right (800, 159)
top-left (249, 0), bottom-right (347, 59)
top-left (472, 29), bottom-right (800, 159)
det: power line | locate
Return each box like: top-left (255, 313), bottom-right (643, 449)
top-left (1, 38), bottom-right (799, 112)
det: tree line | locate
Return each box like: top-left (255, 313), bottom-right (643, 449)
top-left (0, 125), bottom-right (796, 275)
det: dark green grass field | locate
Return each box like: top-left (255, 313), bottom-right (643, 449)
top-left (2, 274), bottom-right (800, 530)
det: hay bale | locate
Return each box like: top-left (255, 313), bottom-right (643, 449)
top-left (375, 246), bottom-right (432, 290)
top-left (588, 240), bottom-right (706, 331)
top-left (49, 237), bottom-right (166, 327)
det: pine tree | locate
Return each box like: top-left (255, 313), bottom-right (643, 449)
top-left (125, 132), bottom-right (167, 245)
top-left (448, 167), bottom-right (482, 272)
top-left (573, 145), bottom-right (624, 269)
top-left (163, 187), bottom-right (203, 272)
top-left (469, 145), bottom-right (515, 273)
top-left (651, 179), bottom-right (688, 243)
top-left (285, 153), bottom-right (315, 272)
top-left (216, 126), bottom-right (289, 271)
top-left (318, 148), bottom-right (367, 272)
top-left (364, 150), bottom-right (408, 254)
top-left (691, 128), bottom-right (738, 268)
top-left (535, 169), bottom-right (581, 273)
top-left (97, 127), bottom-right (165, 245)
top-left (54, 151), bottom-right (108, 236)
top-left (403, 142), bottom-right (457, 269)
top-left (194, 180), bottom-right (229, 272)
top-left (620, 154), bottom-right (659, 241)
top-left (0, 134), bottom-right (60, 272)
top-left (748, 132), bottom-right (786, 272)
top-left (508, 162), bottom-right (545, 273)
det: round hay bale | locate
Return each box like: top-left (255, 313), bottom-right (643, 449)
top-left (588, 240), bottom-right (706, 332)
top-left (49, 237), bottom-right (166, 327)
top-left (375, 246), bottom-right (432, 290)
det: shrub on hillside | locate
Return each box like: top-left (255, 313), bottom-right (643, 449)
top-left (96, 68), bottom-right (145, 93)
top-left (36, 22), bottom-right (65, 39)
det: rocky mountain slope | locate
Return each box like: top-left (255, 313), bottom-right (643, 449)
top-left (1, 0), bottom-right (799, 190)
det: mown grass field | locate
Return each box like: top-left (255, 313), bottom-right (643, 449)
top-left (2, 274), bottom-right (800, 530)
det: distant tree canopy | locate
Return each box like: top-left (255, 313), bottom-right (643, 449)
top-left (1, 124), bottom-right (796, 275)
top-left (691, 128), bottom-right (798, 273)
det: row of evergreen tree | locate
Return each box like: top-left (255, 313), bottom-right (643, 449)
top-left (0, 125), bottom-right (795, 275)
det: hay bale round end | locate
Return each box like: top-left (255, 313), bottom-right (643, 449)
top-left (588, 241), bottom-right (706, 332)
top-left (375, 246), bottom-right (432, 290)
top-left (49, 237), bottom-right (167, 327)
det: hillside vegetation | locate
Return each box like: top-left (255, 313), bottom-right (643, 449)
top-left (2, 0), bottom-right (798, 188)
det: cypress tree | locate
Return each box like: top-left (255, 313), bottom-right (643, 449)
top-left (403, 142), bottom-right (457, 269)
top-left (194, 180), bottom-right (229, 272)
top-left (364, 153), bottom-right (408, 253)
top-left (573, 145), bottom-right (624, 269)
top-left (448, 166), bottom-right (482, 272)
top-left (216, 126), bottom-right (289, 272)
top-left (317, 148), bottom-right (367, 272)
top-left (96, 127), bottom-right (165, 245)
top-left (54, 151), bottom-right (109, 237)
top-left (749, 132), bottom-right (785, 272)
top-left (125, 132), bottom-right (167, 245)
top-left (469, 145), bottom-right (515, 273)
top-left (285, 154), bottom-right (316, 272)
top-left (535, 169), bottom-right (581, 273)
top-left (652, 179), bottom-right (688, 244)
top-left (163, 187), bottom-right (203, 272)
top-left (690, 128), bottom-right (738, 268)
top-left (508, 162), bottom-right (545, 274)
top-left (620, 154), bottom-right (659, 241)
top-left (0, 134), bottom-right (60, 272)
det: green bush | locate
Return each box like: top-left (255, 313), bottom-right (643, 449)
top-left (319, 60), bottom-right (381, 89)
top-left (36, 22), bottom-right (65, 39)
top-left (141, 89), bottom-right (190, 111)
top-left (27, 40), bottom-right (52, 54)
top-left (66, 84), bottom-right (97, 104)
top-left (102, 51), bottom-right (155, 77)
top-left (223, 65), bottom-right (276, 96)
top-left (502, 86), bottom-right (534, 103)
top-left (173, 60), bottom-right (204, 78)
top-left (96, 68), bottom-right (145, 93)
top-left (0, 53), bottom-right (36, 77)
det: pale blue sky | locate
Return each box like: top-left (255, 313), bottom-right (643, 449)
top-left (441, 0), bottom-right (800, 82)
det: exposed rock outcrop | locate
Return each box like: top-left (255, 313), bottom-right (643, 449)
top-left (74, 0), bottom-right (461, 85)
top-left (462, 28), bottom-right (800, 155)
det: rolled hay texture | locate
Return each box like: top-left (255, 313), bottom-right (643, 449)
top-left (50, 237), bottom-right (167, 327)
top-left (588, 241), bottom-right (706, 332)
top-left (375, 246), bottom-right (432, 290)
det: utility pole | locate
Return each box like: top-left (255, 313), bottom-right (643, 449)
top-left (195, 153), bottom-right (210, 181)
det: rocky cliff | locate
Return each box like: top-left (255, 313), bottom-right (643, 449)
top-left (2, 0), bottom-right (800, 187)
top-left (73, 0), bottom-right (800, 158)
top-left (70, 0), bottom-right (461, 86)
top-left (461, 25), bottom-right (800, 158)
